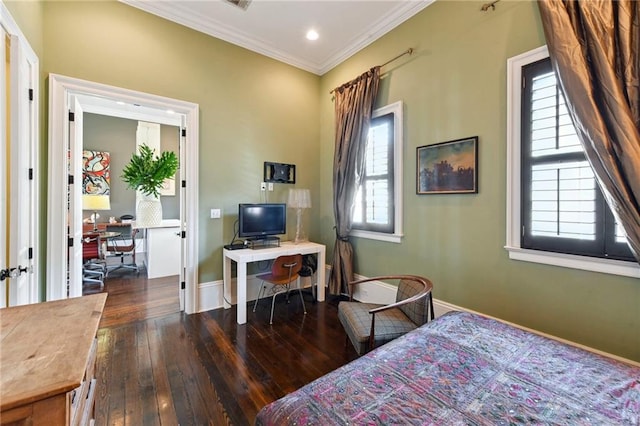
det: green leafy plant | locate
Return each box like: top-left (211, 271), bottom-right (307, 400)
top-left (121, 144), bottom-right (179, 198)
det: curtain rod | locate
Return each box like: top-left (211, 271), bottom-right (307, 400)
top-left (329, 47), bottom-right (414, 94)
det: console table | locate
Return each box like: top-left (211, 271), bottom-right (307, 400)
top-left (223, 241), bottom-right (326, 324)
top-left (0, 293), bottom-right (107, 425)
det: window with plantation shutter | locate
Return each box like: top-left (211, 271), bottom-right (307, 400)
top-left (521, 58), bottom-right (633, 261)
top-left (351, 101), bottom-right (404, 243)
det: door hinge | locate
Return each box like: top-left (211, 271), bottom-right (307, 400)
top-left (28, 168), bottom-right (33, 180)
top-left (28, 247), bottom-right (33, 259)
top-left (181, 281), bottom-right (186, 290)
top-left (68, 175), bottom-right (74, 185)
top-left (181, 231), bottom-right (186, 239)
top-left (28, 89), bottom-right (34, 101)
top-left (69, 111), bottom-right (75, 122)
top-left (181, 180), bottom-right (186, 188)
top-left (181, 128), bottom-right (186, 137)
top-left (68, 237), bottom-right (74, 247)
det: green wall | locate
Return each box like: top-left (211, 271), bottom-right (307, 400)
top-left (7, 0), bottom-right (321, 282)
top-left (319, 0), bottom-right (639, 361)
top-left (5, 0), bottom-right (639, 360)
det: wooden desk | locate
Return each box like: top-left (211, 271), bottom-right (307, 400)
top-left (223, 241), bottom-right (325, 324)
top-left (0, 294), bottom-right (107, 425)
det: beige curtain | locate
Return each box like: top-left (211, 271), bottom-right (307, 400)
top-left (329, 67), bottom-right (381, 295)
top-left (538, 0), bottom-right (640, 262)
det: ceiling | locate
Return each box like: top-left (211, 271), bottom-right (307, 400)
top-left (121, 0), bottom-right (435, 76)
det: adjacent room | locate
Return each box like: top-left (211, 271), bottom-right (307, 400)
top-left (1, 0), bottom-right (639, 424)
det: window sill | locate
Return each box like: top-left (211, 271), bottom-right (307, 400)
top-left (350, 229), bottom-right (402, 243)
top-left (505, 246), bottom-right (640, 278)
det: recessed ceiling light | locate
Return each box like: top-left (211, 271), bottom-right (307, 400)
top-left (306, 29), bottom-right (319, 41)
top-left (116, 101), bottom-right (125, 105)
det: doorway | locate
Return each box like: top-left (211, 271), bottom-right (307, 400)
top-left (47, 74), bottom-right (200, 313)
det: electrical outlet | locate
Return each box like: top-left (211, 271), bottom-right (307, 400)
top-left (210, 208), bottom-right (221, 219)
top-left (268, 182), bottom-right (274, 191)
top-left (260, 182), bottom-right (266, 191)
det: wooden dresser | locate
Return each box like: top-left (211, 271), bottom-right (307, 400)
top-left (0, 294), bottom-right (107, 425)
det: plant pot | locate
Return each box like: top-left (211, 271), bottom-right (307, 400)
top-left (136, 192), bottom-right (162, 227)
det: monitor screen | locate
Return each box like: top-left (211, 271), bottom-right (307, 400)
top-left (238, 203), bottom-right (287, 238)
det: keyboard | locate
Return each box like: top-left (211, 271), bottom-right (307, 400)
top-left (224, 243), bottom-right (246, 250)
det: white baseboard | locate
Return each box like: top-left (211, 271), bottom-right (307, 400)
top-left (196, 271), bottom-right (637, 366)
top-left (196, 268), bottom-right (456, 317)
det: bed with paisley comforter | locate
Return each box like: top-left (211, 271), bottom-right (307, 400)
top-left (255, 311), bottom-right (639, 425)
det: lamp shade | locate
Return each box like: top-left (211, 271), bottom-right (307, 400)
top-left (288, 189), bottom-right (311, 209)
top-left (82, 194), bottom-right (111, 211)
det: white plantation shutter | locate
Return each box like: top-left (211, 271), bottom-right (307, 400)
top-left (353, 112), bottom-right (394, 232)
top-left (522, 58), bottom-right (632, 260)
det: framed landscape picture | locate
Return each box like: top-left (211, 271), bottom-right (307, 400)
top-left (416, 136), bottom-right (478, 194)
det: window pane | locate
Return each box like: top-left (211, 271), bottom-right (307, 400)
top-left (530, 161), bottom-right (596, 240)
top-left (366, 122), bottom-right (389, 177)
top-left (530, 71), bottom-right (582, 157)
top-left (365, 180), bottom-right (389, 224)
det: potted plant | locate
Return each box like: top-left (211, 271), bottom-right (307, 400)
top-left (121, 144), bottom-right (178, 226)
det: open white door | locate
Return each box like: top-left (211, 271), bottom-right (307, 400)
top-left (68, 96), bottom-right (84, 298)
top-left (179, 118), bottom-right (186, 311)
top-left (1, 13), bottom-right (39, 307)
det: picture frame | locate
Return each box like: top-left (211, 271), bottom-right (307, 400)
top-left (264, 161), bottom-right (296, 184)
top-left (416, 136), bottom-right (478, 194)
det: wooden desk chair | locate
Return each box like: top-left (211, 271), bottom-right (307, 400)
top-left (338, 275), bottom-right (434, 356)
top-left (252, 254), bottom-right (305, 324)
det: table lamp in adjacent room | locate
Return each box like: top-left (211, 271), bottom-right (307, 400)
top-left (288, 188), bottom-right (311, 243)
top-left (82, 194), bottom-right (111, 232)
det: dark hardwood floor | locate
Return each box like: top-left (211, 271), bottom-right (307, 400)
top-left (84, 268), bottom-right (358, 425)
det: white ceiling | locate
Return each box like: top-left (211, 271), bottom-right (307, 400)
top-left (121, 0), bottom-right (435, 75)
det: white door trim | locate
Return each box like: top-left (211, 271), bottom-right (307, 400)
top-left (47, 74), bottom-right (199, 314)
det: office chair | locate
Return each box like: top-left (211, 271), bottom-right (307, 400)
top-left (82, 233), bottom-right (104, 287)
top-left (105, 223), bottom-right (139, 275)
top-left (252, 254), bottom-right (305, 324)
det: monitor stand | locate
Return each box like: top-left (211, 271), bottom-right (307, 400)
top-left (245, 236), bottom-right (280, 249)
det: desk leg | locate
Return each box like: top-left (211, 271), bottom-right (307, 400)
top-left (317, 247), bottom-right (325, 302)
top-left (223, 255), bottom-right (232, 309)
top-left (237, 262), bottom-right (247, 324)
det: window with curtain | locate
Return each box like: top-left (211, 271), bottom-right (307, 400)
top-left (506, 47), bottom-right (637, 277)
top-left (351, 101), bottom-right (403, 243)
top-left (522, 58), bottom-right (633, 261)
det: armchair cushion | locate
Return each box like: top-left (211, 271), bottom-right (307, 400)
top-left (338, 302), bottom-right (418, 356)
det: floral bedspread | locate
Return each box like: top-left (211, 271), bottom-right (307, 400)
top-left (255, 311), bottom-right (640, 425)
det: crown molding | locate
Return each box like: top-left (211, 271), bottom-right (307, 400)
top-left (120, 0), bottom-right (434, 75)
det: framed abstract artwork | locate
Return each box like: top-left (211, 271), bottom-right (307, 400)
top-left (416, 136), bottom-right (478, 194)
top-left (82, 150), bottom-right (111, 196)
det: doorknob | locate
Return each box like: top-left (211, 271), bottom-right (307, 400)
top-left (0, 265), bottom-right (30, 281)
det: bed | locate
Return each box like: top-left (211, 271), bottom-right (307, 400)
top-left (255, 311), bottom-right (640, 425)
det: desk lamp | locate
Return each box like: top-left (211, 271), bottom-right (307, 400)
top-left (288, 188), bottom-right (311, 243)
top-left (82, 194), bottom-right (111, 232)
